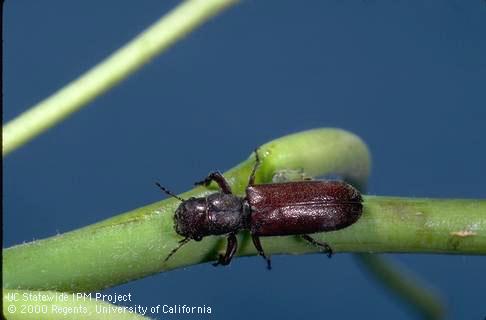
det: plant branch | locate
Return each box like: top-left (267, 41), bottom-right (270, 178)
top-left (3, 128), bottom-right (371, 291)
top-left (2, 0), bottom-right (239, 156)
top-left (4, 128), bottom-right (485, 294)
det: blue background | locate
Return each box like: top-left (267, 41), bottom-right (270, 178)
top-left (4, 1), bottom-right (486, 319)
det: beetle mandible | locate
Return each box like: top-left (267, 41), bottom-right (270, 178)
top-left (156, 149), bottom-right (363, 269)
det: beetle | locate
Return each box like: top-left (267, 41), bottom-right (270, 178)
top-left (156, 149), bottom-right (363, 269)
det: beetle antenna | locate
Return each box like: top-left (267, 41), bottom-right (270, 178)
top-left (164, 238), bottom-right (191, 262)
top-left (155, 182), bottom-right (185, 202)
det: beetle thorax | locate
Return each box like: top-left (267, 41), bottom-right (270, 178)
top-left (174, 193), bottom-right (249, 240)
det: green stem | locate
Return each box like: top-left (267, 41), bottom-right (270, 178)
top-left (2, 289), bottom-right (151, 320)
top-left (5, 196), bottom-right (483, 291)
top-left (2, 0), bottom-right (239, 156)
top-left (3, 128), bottom-right (371, 291)
top-left (4, 128), bottom-right (485, 294)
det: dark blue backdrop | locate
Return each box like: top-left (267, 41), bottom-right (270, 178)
top-left (4, 1), bottom-right (486, 319)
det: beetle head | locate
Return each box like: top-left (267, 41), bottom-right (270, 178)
top-left (174, 197), bottom-right (208, 241)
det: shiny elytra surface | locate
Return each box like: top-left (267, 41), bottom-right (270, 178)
top-left (247, 180), bottom-right (363, 236)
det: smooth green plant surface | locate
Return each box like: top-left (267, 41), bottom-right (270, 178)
top-left (4, 128), bottom-right (485, 320)
top-left (3, 128), bottom-right (371, 291)
top-left (2, 0), bottom-right (239, 156)
top-left (4, 128), bottom-right (485, 293)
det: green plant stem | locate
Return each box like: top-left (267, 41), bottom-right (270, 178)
top-left (2, 0), bottom-right (238, 156)
top-left (3, 128), bottom-right (485, 294)
top-left (5, 196), bottom-right (484, 292)
top-left (2, 289), bottom-right (151, 320)
top-left (3, 128), bottom-right (370, 291)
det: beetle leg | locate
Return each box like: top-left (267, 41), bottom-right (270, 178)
top-left (194, 171), bottom-right (232, 194)
top-left (248, 148), bottom-right (261, 186)
top-left (251, 235), bottom-right (272, 270)
top-left (301, 234), bottom-right (333, 258)
top-left (213, 233), bottom-right (238, 266)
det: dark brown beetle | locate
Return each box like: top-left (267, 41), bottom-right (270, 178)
top-left (157, 150), bottom-right (362, 269)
